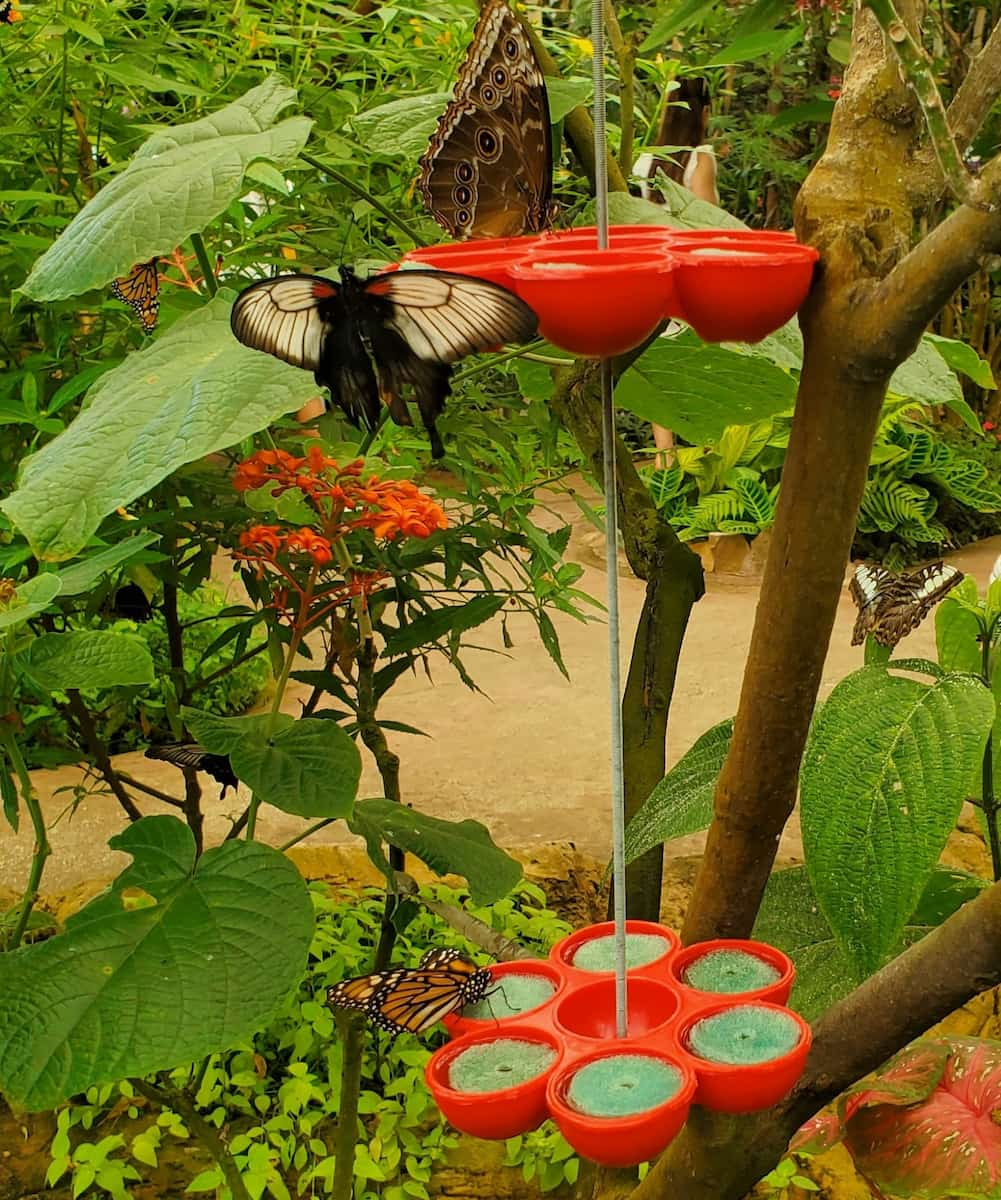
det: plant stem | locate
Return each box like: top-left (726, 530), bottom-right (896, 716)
top-left (330, 1013), bottom-right (365, 1200)
top-left (2, 729), bottom-right (51, 950)
top-left (604, 0), bottom-right (635, 176)
top-left (190, 232), bottom-right (219, 297)
top-left (63, 691), bottom-right (143, 821)
top-left (980, 632), bottom-right (1001, 880)
top-left (300, 151), bottom-right (427, 248)
top-left (356, 409), bottom-right (389, 457)
top-left (132, 1079), bottom-right (251, 1200)
top-left (278, 817), bottom-right (337, 852)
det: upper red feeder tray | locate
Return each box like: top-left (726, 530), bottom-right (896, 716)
top-left (425, 920), bottom-right (811, 1167)
top-left (401, 227), bottom-right (818, 357)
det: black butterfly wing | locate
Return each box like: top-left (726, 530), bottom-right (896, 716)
top-left (230, 273), bottom-right (382, 431)
top-left (366, 270), bottom-right (538, 363)
top-left (869, 563), bottom-right (963, 648)
top-left (849, 563), bottom-right (893, 646)
top-left (145, 743), bottom-right (238, 797)
top-left (359, 270), bottom-right (536, 457)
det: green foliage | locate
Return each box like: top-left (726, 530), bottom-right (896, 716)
top-left (753, 865), bottom-right (987, 1020)
top-left (3, 293), bottom-right (318, 561)
top-left (349, 799), bottom-right (522, 905)
top-left (799, 667), bottom-right (994, 977)
top-left (0, 816), bottom-right (314, 1111)
top-left (624, 718), bottom-right (733, 863)
top-left (22, 78), bottom-right (312, 301)
top-left (42, 880), bottom-right (574, 1200)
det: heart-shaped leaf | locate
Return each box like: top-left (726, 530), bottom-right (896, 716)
top-left (17, 631), bottom-right (154, 689)
top-left (0, 816), bottom-right (313, 1111)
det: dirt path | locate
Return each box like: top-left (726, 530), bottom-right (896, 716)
top-left (3, 496), bottom-right (998, 898)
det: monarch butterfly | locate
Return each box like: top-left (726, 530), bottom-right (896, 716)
top-left (112, 258), bottom-right (160, 333)
top-left (144, 743), bottom-right (238, 797)
top-left (230, 266), bottom-right (537, 459)
top-left (326, 948), bottom-right (492, 1036)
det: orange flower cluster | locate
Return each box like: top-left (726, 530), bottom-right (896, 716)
top-left (233, 448), bottom-right (448, 543)
top-left (238, 524), bottom-right (333, 566)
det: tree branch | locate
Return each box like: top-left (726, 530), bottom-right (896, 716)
top-left (63, 691), bottom-right (142, 822)
top-left (396, 872), bottom-right (536, 960)
top-left (946, 16), bottom-right (1001, 151)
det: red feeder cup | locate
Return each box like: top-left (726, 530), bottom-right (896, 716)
top-left (547, 1047), bottom-right (698, 1167)
top-left (425, 1025), bottom-right (562, 1140)
top-left (670, 243), bottom-right (818, 343)
top-left (444, 959), bottom-right (564, 1038)
top-left (679, 1001), bottom-right (812, 1113)
top-left (509, 249), bottom-right (677, 357)
top-left (670, 938), bottom-right (794, 1005)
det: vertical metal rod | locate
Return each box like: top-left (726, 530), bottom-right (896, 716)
top-left (591, 0), bottom-right (609, 250)
top-left (592, 1), bottom-right (626, 1038)
top-left (601, 357), bottom-right (628, 1039)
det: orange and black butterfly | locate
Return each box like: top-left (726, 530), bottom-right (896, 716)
top-left (326, 948), bottom-right (492, 1036)
top-left (112, 258), bottom-right (160, 333)
top-left (0, 1), bottom-right (23, 24)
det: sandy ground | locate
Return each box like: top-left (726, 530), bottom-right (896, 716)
top-left (3, 488), bottom-right (999, 897)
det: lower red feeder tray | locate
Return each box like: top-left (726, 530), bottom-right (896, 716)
top-left (401, 226), bottom-right (818, 356)
top-left (426, 921), bottom-right (811, 1166)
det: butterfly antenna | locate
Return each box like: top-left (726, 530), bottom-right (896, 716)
top-left (336, 210), bottom-right (357, 268)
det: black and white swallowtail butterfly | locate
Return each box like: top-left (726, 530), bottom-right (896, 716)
top-left (230, 266), bottom-right (538, 459)
top-left (849, 561), bottom-right (963, 648)
top-left (144, 743), bottom-right (238, 797)
top-left (326, 947), bottom-right (492, 1036)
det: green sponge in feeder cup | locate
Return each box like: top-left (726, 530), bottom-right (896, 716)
top-left (571, 932), bottom-right (670, 972)
top-left (687, 1006), bottom-right (801, 1066)
top-left (567, 1055), bottom-right (682, 1118)
top-left (682, 949), bottom-right (780, 994)
top-left (448, 1039), bottom-right (557, 1094)
top-left (461, 973), bottom-right (555, 1020)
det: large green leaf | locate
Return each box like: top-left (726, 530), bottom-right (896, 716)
top-left (49, 532), bottom-right (161, 596)
top-left (17, 631), bottom-right (154, 689)
top-left (800, 666), bottom-right (994, 976)
top-left (2, 294), bottom-right (318, 560)
top-left (753, 865), bottom-right (986, 1020)
top-left (926, 332), bottom-right (996, 390)
top-left (351, 93), bottom-right (452, 158)
top-left (887, 337), bottom-right (981, 434)
top-left (624, 719), bottom-right (732, 864)
top-left (0, 575), bottom-right (61, 632)
top-left (935, 577), bottom-right (983, 675)
top-left (703, 26), bottom-right (802, 65)
top-left (547, 78), bottom-right (592, 123)
top-left (349, 798), bottom-right (522, 905)
top-left (21, 78), bottom-right (312, 300)
top-left (0, 816), bottom-right (313, 1111)
top-left (640, 0), bottom-right (716, 50)
top-left (616, 330), bottom-right (798, 444)
top-left (184, 708), bottom-right (360, 819)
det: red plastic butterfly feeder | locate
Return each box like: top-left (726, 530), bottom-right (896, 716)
top-left (425, 920), bottom-right (811, 1167)
top-left (402, 228), bottom-right (819, 356)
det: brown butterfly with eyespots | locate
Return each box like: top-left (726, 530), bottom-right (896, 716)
top-left (418, 0), bottom-right (555, 239)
